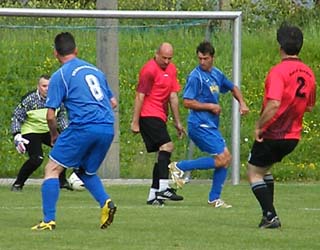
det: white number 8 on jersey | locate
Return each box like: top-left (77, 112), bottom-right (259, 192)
top-left (85, 74), bottom-right (104, 101)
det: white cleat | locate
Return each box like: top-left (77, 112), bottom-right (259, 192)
top-left (168, 162), bottom-right (185, 188)
top-left (208, 199), bottom-right (232, 208)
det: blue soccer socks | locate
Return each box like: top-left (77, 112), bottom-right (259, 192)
top-left (177, 156), bottom-right (215, 171)
top-left (42, 178), bottom-right (60, 222)
top-left (79, 173), bottom-right (109, 207)
top-left (209, 167), bottom-right (228, 201)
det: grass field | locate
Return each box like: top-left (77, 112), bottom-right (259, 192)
top-left (0, 181), bottom-right (319, 250)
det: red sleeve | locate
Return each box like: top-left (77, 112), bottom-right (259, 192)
top-left (137, 70), bottom-right (154, 95)
top-left (169, 64), bottom-right (181, 92)
top-left (172, 80), bottom-right (181, 93)
top-left (307, 83), bottom-right (316, 107)
top-left (265, 69), bottom-right (283, 101)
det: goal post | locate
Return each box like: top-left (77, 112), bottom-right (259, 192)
top-left (0, 8), bottom-right (242, 185)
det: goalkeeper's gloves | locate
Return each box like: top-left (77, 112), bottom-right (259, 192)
top-left (14, 134), bottom-right (29, 154)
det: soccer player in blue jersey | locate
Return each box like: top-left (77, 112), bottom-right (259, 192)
top-left (32, 32), bottom-right (117, 231)
top-left (169, 41), bottom-right (249, 208)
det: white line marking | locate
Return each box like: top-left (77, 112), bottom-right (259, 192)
top-left (301, 208), bottom-right (320, 211)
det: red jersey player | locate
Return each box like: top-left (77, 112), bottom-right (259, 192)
top-left (131, 43), bottom-right (185, 206)
top-left (247, 23), bottom-right (316, 229)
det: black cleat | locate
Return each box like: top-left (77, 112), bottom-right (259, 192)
top-left (156, 188), bottom-right (183, 201)
top-left (259, 216), bottom-right (281, 229)
top-left (11, 184), bottom-right (23, 192)
top-left (146, 198), bottom-right (165, 206)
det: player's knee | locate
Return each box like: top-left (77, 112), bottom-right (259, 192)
top-left (215, 152), bottom-right (232, 168)
top-left (215, 158), bottom-right (228, 168)
top-left (159, 141), bottom-right (174, 152)
top-left (247, 163), bottom-right (264, 183)
top-left (29, 155), bottom-right (44, 167)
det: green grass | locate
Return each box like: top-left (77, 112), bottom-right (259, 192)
top-left (0, 181), bottom-right (319, 250)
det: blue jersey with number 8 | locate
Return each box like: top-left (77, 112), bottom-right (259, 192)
top-left (46, 57), bottom-right (114, 126)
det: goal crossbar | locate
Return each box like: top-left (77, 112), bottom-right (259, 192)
top-left (0, 8), bottom-right (241, 19)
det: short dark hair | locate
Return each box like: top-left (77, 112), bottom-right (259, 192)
top-left (39, 74), bottom-right (50, 80)
top-left (196, 41), bottom-right (215, 56)
top-left (277, 23), bottom-right (303, 55)
top-left (54, 32), bottom-right (76, 56)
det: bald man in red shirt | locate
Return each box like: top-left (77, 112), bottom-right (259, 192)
top-left (131, 43), bottom-right (185, 206)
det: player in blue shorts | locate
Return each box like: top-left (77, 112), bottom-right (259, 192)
top-left (169, 41), bottom-right (249, 207)
top-left (31, 32), bottom-right (117, 231)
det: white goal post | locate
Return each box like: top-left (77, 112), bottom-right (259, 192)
top-left (0, 8), bottom-right (242, 185)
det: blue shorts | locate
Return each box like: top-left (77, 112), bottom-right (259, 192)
top-left (49, 124), bottom-right (114, 175)
top-left (188, 123), bottom-right (226, 155)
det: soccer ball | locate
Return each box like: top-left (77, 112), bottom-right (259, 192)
top-left (68, 172), bottom-right (85, 191)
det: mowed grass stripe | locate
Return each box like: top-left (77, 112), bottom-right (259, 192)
top-left (0, 183), bottom-right (319, 250)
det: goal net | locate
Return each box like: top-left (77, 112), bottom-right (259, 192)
top-left (0, 8), bottom-right (242, 184)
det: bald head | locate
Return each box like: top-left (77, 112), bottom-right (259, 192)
top-left (155, 42), bottom-right (174, 70)
top-left (157, 42), bottom-right (173, 54)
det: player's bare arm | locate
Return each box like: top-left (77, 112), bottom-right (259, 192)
top-left (255, 99), bottom-right (280, 141)
top-left (183, 98), bottom-right (221, 115)
top-left (231, 86), bottom-right (249, 115)
top-left (305, 106), bottom-right (314, 112)
top-left (169, 92), bottom-right (186, 139)
top-left (47, 108), bottom-right (59, 146)
top-left (131, 92), bottom-right (145, 133)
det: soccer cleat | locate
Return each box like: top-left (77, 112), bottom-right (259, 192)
top-left (208, 199), bottom-right (232, 208)
top-left (184, 174), bottom-right (192, 184)
top-left (146, 198), bottom-right (165, 206)
top-left (258, 216), bottom-right (267, 228)
top-left (259, 216), bottom-right (281, 229)
top-left (100, 199), bottom-right (117, 229)
top-left (156, 188), bottom-right (183, 201)
top-left (168, 162), bottom-right (185, 188)
top-left (31, 221), bottom-right (56, 231)
top-left (11, 184), bottom-right (23, 192)
top-left (60, 182), bottom-right (73, 191)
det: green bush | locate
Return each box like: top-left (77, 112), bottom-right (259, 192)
top-left (230, 0), bottom-right (320, 29)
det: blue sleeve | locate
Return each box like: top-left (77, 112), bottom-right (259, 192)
top-left (183, 74), bottom-right (200, 100)
top-left (219, 72), bottom-right (234, 94)
top-left (104, 78), bottom-right (114, 100)
top-left (45, 70), bottom-right (66, 109)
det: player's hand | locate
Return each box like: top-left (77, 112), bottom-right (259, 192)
top-left (175, 123), bottom-right (186, 139)
top-left (210, 104), bottom-right (221, 115)
top-left (14, 134), bottom-right (29, 154)
top-left (50, 133), bottom-right (59, 146)
top-left (255, 128), bottom-right (263, 142)
top-left (240, 103), bottom-right (249, 115)
top-left (131, 121), bottom-right (140, 134)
